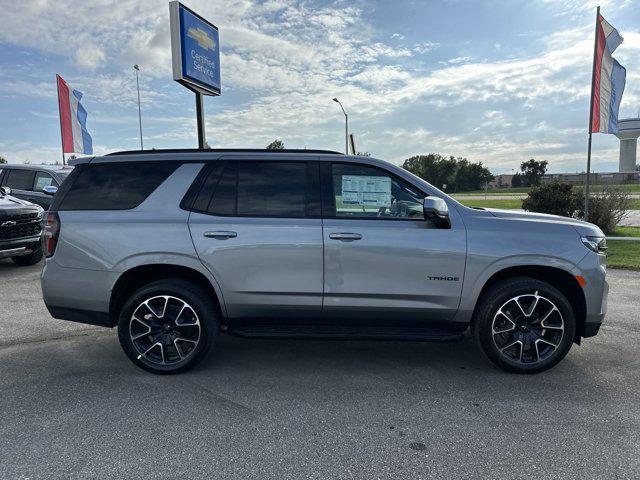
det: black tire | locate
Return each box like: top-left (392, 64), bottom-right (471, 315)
top-left (472, 277), bottom-right (576, 374)
top-left (117, 279), bottom-right (218, 374)
top-left (11, 245), bottom-right (43, 266)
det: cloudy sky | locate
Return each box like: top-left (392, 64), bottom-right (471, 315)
top-left (1, 0), bottom-right (639, 172)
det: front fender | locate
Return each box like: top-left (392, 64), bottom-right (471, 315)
top-left (454, 254), bottom-right (583, 323)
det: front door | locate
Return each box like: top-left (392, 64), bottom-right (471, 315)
top-left (188, 159), bottom-right (323, 321)
top-left (321, 162), bottom-right (466, 324)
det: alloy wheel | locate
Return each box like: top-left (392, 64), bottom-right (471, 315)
top-left (491, 291), bottom-right (564, 364)
top-left (129, 295), bottom-right (201, 365)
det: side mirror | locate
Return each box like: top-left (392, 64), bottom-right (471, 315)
top-left (0, 186), bottom-right (11, 195)
top-left (423, 196), bottom-right (450, 227)
top-left (43, 185), bottom-right (58, 196)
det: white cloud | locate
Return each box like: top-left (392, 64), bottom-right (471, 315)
top-left (1, 0), bottom-right (639, 172)
top-left (74, 43), bottom-right (106, 71)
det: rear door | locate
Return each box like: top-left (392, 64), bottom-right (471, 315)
top-left (188, 159), bottom-right (324, 321)
top-left (320, 161), bottom-right (466, 324)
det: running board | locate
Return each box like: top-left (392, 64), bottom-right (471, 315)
top-left (226, 325), bottom-right (465, 342)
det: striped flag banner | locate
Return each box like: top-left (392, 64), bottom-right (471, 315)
top-left (590, 14), bottom-right (626, 134)
top-left (56, 74), bottom-right (93, 154)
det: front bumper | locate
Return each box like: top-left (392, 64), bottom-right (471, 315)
top-left (578, 252), bottom-right (608, 338)
top-left (0, 236), bottom-right (40, 259)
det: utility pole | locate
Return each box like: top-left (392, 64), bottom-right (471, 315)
top-left (134, 65), bottom-right (144, 150)
top-left (333, 98), bottom-right (348, 154)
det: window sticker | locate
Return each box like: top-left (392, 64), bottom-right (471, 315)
top-left (341, 175), bottom-right (391, 207)
top-left (35, 175), bottom-right (53, 190)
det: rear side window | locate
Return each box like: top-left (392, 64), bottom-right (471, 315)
top-left (58, 161), bottom-right (180, 210)
top-left (191, 161), bottom-right (320, 218)
top-left (4, 169), bottom-right (35, 191)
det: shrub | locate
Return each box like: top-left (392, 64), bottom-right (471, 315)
top-left (576, 186), bottom-right (631, 234)
top-left (522, 182), bottom-right (581, 218)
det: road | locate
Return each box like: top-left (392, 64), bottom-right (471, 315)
top-left (1, 261), bottom-right (639, 479)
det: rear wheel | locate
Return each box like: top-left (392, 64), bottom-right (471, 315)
top-left (117, 279), bottom-right (218, 374)
top-left (473, 277), bottom-right (576, 374)
top-left (11, 245), bottom-right (43, 266)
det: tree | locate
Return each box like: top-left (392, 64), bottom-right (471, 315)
top-left (576, 186), bottom-right (631, 233)
top-left (0, 156), bottom-right (6, 164)
top-left (402, 154), bottom-right (493, 192)
top-left (266, 139), bottom-right (284, 150)
top-left (454, 159), bottom-right (494, 192)
top-left (519, 159), bottom-right (548, 187)
top-left (511, 173), bottom-right (523, 188)
top-left (522, 182), bottom-right (581, 218)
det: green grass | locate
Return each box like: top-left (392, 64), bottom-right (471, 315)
top-left (456, 184), bottom-right (640, 195)
top-left (611, 226), bottom-right (640, 237)
top-left (607, 240), bottom-right (640, 270)
top-left (456, 198), bottom-right (523, 209)
top-left (455, 198), bottom-right (640, 210)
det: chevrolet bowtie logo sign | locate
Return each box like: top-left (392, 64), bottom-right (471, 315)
top-left (1, 221), bottom-right (17, 227)
top-left (187, 27), bottom-right (215, 51)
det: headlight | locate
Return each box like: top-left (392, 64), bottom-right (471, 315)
top-left (581, 235), bottom-right (607, 254)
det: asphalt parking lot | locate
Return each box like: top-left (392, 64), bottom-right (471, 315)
top-left (1, 261), bottom-right (639, 479)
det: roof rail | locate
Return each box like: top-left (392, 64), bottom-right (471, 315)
top-left (105, 148), bottom-right (343, 156)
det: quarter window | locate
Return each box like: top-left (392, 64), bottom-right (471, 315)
top-left (58, 162), bottom-right (180, 210)
top-left (328, 163), bottom-right (424, 219)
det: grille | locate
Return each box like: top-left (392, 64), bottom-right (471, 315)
top-left (0, 212), bottom-right (42, 240)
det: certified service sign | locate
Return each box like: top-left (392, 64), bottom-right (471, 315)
top-left (170, 1), bottom-right (221, 95)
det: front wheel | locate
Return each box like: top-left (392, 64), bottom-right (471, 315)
top-left (117, 279), bottom-right (218, 374)
top-left (473, 277), bottom-right (576, 374)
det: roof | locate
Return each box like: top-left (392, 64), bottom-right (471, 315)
top-left (105, 148), bottom-right (342, 156)
top-left (0, 163), bottom-right (74, 173)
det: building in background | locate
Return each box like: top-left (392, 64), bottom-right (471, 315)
top-left (616, 118), bottom-right (640, 172)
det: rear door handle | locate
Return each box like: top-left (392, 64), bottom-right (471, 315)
top-left (329, 232), bottom-right (362, 241)
top-left (204, 231), bottom-right (237, 240)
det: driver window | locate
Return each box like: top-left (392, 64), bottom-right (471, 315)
top-left (330, 163), bottom-right (424, 219)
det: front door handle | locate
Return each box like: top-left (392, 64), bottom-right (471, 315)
top-left (204, 231), bottom-right (237, 240)
top-left (329, 232), bottom-right (362, 241)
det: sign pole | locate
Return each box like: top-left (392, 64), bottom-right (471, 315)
top-left (170, 2), bottom-right (220, 150)
top-left (195, 92), bottom-right (206, 148)
top-left (585, 5), bottom-right (600, 221)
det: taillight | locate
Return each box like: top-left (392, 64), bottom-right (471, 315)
top-left (42, 212), bottom-right (60, 258)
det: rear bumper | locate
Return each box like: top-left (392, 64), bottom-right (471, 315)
top-left (41, 259), bottom-right (117, 327)
top-left (45, 305), bottom-right (114, 328)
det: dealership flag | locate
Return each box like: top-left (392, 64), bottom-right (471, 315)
top-left (590, 13), bottom-right (626, 134)
top-left (584, 8), bottom-right (626, 221)
top-left (56, 74), bottom-right (93, 155)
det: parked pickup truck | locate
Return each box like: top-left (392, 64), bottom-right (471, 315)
top-left (0, 187), bottom-right (44, 266)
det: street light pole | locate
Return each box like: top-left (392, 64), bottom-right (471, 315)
top-left (333, 98), bottom-right (348, 154)
top-left (134, 65), bottom-right (144, 150)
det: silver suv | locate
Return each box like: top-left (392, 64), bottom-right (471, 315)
top-left (40, 149), bottom-right (608, 374)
